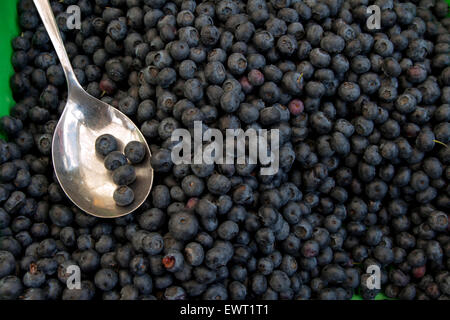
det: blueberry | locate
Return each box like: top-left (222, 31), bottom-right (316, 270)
top-left (124, 141), bottom-right (146, 164)
top-left (118, 96), bottom-right (138, 116)
top-left (94, 268), bottom-right (118, 291)
top-left (178, 60), bottom-right (197, 80)
top-left (427, 211), bottom-right (448, 232)
top-left (168, 212), bottom-right (199, 241)
top-left (169, 41), bottom-right (190, 61)
top-left (204, 61), bottom-right (226, 85)
top-left (4, 191), bottom-right (26, 214)
top-left (104, 151), bottom-right (127, 171)
top-left (351, 55), bottom-right (371, 74)
top-left (268, 270), bottom-right (291, 293)
top-left (0, 162), bottom-right (17, 183)
top-left (112, 165), bottom-right (136, 186)
top-left (44, 279), bottom-right (62, 300)
top-left (202, 283), bottom-right (227, 300)
top-left (338, 82), bottom-right (361, 102)
top-left (23, 267), bottom-right (46, 288)
top-left (113, 186), bottom-right (135, 207)
top-left (59, 227), bottom-right (76, 248)
top-left (200, 25), bottom-right (220, 47)
top-left (204, 244), bottom-right (232, 270)
top-left (188, 45), bottom-right (205, 63)
top-left (0, 251), bottom-right (15, 278)
top-left (217, 220), bottom-right (239, 241)
top-left (95, 134), bottom-right (118, 157)
top-left (229, 281), bottom-right (247, 300)
top-left (150, 148), bottom-right (172, 173)
top-left (181, 175), bottom-right (204, 197)
top-left (156, 68), bottom-right (177, 88)
top-left (61, 280), bottom-right (94, 300)
top-left (0, 276), bottom-right (23, 299)
top-left (184, 78), bottom-right (204, 102)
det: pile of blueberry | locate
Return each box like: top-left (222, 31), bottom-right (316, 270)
top-left (95, 134), bottom-right (146, 206)
top-left (0, 0), bottom-right (449, 300)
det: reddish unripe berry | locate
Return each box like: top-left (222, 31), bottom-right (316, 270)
top-left (99, 78), bottom-right (117, 95)
top-left (162, 256), bottom-right (175, 269)
top-left (248, 69), bottom-right (265, 86)
top-left (288, 99), bottom-right (304, 116)
top-left (407, 65), bottom-right (426, 81)
top-left (412, 265), bottom-right (426, 278)
top-left (302, 247), bottom-right (318, 258)
top-left (404, 124), bottom-right (420, 138)
top-left (239, 76), bottom-right (253, 93)
top-left (185, 197), bottom-right (198, 210)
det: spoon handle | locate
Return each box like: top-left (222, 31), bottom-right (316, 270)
top-left (33, 0), bottom-right (80, 92)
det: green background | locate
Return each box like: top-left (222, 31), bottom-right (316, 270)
top-left (0, 0), bottom-right (19, 119)
top-left (0, 0), bottom-right (449, 301)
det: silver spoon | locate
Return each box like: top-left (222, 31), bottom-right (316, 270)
top-left (34, 0), bottom-right (153, 218)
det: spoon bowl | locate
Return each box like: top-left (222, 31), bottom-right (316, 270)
top-left (35, 0), bottom-right (153, 218)
top-left (53, 87), bottom-right (153, 218)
